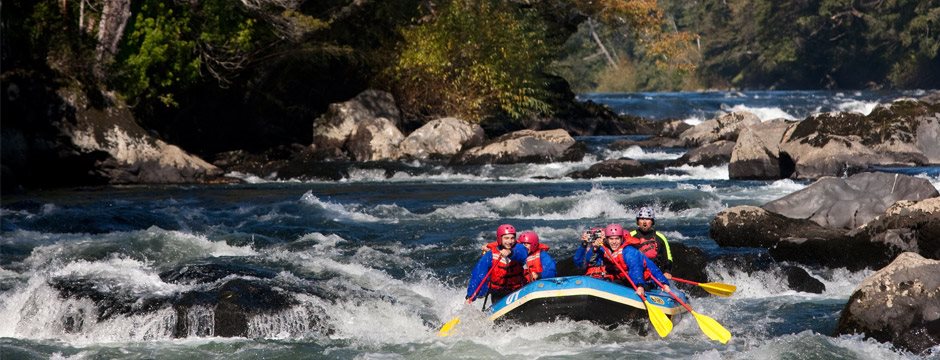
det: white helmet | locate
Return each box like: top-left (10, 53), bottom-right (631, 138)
top-left (636, 206), bottom-right (655, 220)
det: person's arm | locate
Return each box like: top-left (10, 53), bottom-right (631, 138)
top-left (640, 250), bottom-right (670, 287)
top-left (573, 246), bottom-right (588, 269)
top-left (466, 253), bottom-right (493, 299)
top-left (624, 247), bottom-right (647, 287)
top-left (540, 252), bottom-right (557, 279)
top-left (508, 243), bottom-right (528, 263)
top-left (655, 235), bottom-right (673, 274)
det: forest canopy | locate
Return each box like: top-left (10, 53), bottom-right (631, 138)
top-left (3, 0), bottom-right (938, 134)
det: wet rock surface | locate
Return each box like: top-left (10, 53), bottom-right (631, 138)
top-left (452, 129), bottom-right (585, 165)
top-left (762, 172), bottom-right (939, 229)
top-left (836, 252), bottom-right (940, 354)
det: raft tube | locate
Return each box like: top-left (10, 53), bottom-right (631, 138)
top-left (487, 276), bottom-right (688, 326)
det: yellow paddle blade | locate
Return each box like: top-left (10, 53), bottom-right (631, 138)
top-left (691, 311), bottom-right (731, 344)
top-left (644, 301), bottom-right (673, 338)
top-left (699, 282), bottom-right (737, 297)
top-left (437, 317), bottom-right (460, 337)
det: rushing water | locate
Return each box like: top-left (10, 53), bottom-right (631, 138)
top-left (2, 91), bottom-right (939, 359)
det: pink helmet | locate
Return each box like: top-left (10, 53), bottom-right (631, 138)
top-left (604, 223), bottom-right (624, 237)
top-left (517, 231), bottom-right (540, 248)
top-left (496, 224), bottom-right (516, 240)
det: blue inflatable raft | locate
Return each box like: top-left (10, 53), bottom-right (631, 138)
top-left (487, 276), bottom-right (688, 326)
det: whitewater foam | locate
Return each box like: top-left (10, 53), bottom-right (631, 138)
top-left (726, 104), bottom-right (797, 121)
top-left (602, 145), bottom-right (683, 161)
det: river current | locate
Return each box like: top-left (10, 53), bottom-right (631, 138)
top-left (1, 91), bottom-right (938, 359)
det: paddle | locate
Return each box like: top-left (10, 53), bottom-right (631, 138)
top-left (600, 247), bottom-right (673, 338)
top-left (437, 256), bottom-right (499, 337)
top-left (651, 277), bottom-right (732, 344)
top-left (671, 277), bottom-right (737, 297)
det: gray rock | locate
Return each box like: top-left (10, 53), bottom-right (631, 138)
top-left (452, 129), bottom-right (584, 165)
top-left (609, 136), bottom-right (685, 149)
top-left (399, 117), bottom-right (484, 160)
top-left (658, 119), bottom-right (694, 138)
top-left (312, 90), bottom-right (400, 157)
top-left (729, 119), bottom-right (796, 179)
top-left (782, 266), bottom-right (825, 294)
top-left (762, 172), bottom-right (939, 229)
top-left (568, 159), bottom-right (645, 179)
top-left (709, 205), bottom-right (845, 248)
top-left (679, 111), bottom-right (761, 147)
top-left (848, 197), bottom-right (940, 261)
top-left (56, 86), bottom-right (221, 184)
top-left (779, 101), bottom-right (940, 179)
top-left (769, 197), bottom-right (940, 270)
top-left (835, 252), bottom-right (940, 354)
top-left (675, 140), bottom-right (735, 167)
top-left (346, 117), bottom-right (404, 161)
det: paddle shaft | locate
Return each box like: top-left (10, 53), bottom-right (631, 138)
top-left (671, 277), bottom-right (701, 286)
top-left (467, 255), bottom-right (500, 303)
top-left (651, 277), bottom-right (694, 313)
top-left (599, 247), bottom-right (646, 301)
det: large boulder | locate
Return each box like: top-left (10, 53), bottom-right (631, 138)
top-left (835, 252), bottom-right (940, 354)
top-left (568, 159), bottom-right (645, 179)
top-left (769, 197), bottom-right (940, 269)
top-left (674, 140), bottom-right (735, 167)
top-left (847, 197), bottom-right (940, 261)
top-left (345, 117), bottom-right (404, 161)
top-left (729, 119), bottom-right (796, 179)
top-left (1, 71), bottom-right (221, 189)
top-left (779, 100), bottom-right (940, 179)
top-left (679, 111), bottom-right (761, 147)
top-left (311, 90), bottom-right (401, 158)
top-left (709, 205), bottom-right (845, 248)
top-left (398, 117), bottom-right (485, 160)
top-left (452, 129), bottom-right (585, 165)
top-left (762, 172), bottom-right (939, 230)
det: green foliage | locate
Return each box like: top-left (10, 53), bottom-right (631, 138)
top-left (390, 0), bottom-right (553, 122)
top-left (120, 2), bottom-right (200, 107)
top-left (661, 0), bottom-right (940, 89)
top-left (116, 0), bottom-right (276, 107)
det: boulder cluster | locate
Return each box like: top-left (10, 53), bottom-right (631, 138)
top-left (710, 172), bottom-right (939, 353)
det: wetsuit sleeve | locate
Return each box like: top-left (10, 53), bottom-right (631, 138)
top-left (655, 234), bottom-right (673, 273)
top-left (466, 253), bottom-right (493, 299)
top-left (573, 245), bottom-right (588, 269)
top-left (623, 247), bottom-right (647, 286)
top-left (640, 251), bottom-right (670, 287)
top-left (540, 252), bottom-right (557, 279)
top-left (509, 243), bottom-right (528, 263)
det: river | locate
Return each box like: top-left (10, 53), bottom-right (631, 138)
top-left (2, 90), bottom-right (938, 359)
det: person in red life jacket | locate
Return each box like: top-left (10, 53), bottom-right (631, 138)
top-left (573, 227), bottom-right (608, 279)
top-left (595, 223), bottom-right (671, 298)
top-left (466, 224), bottom-right (529, 303)
top-left (629, 207), bottom-right (674, 280)
top-left (516, 231), bottom-right (556, 283)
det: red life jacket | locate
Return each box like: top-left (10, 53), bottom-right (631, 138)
top-left (585, 264), bottom-right (612, 280)
top-left (524, 244), bottom-right (550, 283)
top-left (603, 245), bottom-right (629, 281)
top-left (583, 247), bottom-right (611, 280)
top-left (487, 246), bottom-right (524, 292)
top-left (637, 237), bottom-right (658, 258)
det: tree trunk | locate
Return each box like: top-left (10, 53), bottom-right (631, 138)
top-left (587, 18), bottom-right (618, 70)
top-left (95, 0), bottom-right (132, 75)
